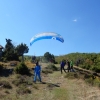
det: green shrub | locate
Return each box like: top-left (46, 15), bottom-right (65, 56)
top-left (14, 62), bottom-right (29, 75)
top-left (0, 64), bottom-right (3, 72)
top-left (84, 74), bottom-right (92, 79)
top-left (2, 57), bottom-right (7, 62)
top-left (94, 66), bottom-right (100, 73)
top-left (80, 64), bottom-right (91, 70)
top-left (80, 65), bottom-right (86, 69)
top-left (46, 64), bottom-right (58, 71)
top-left (85, 64), bottom-right (91, 70)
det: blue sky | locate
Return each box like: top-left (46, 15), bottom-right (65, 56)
top-left (0, 0), bottom-right (100, 56)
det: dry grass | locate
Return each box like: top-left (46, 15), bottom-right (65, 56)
top-left (25, 61), bottom-right (36, 68)
top-left (0, 61), bottom-right (19, 70)
top-left (0, 62), bottom-right (100, 100)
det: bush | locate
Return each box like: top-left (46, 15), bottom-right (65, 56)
top-left (0, 64), bottom-right (3, 72)
top-left (46, 64), bottom-right (58, 71)
top-left (91, 65), bottom-right (100, 73)
top-left (95, 66), bottom-right (100, 73)
top-left (14, 63), bottom-right (29, 75)
top-left (85, 64), bottom-right (91, 70)
top-left (2, 57), bottom-right (7, 62)
top-left (84, 74), bottom-right (92, 79)
top-left (80, 64), bottom-right (91, 70)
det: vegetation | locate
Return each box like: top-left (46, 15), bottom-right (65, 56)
top-left (16, 87), bottom-right (31, 95)
top-left (43, 52), bottom-right (55, 63)
top-left (0, 80), bottom-right (12, 89)
top-left (64, 72), bottom-right (79, 79)
top-left (42, 63), bottom-right (58, 74)
top-left (46, 63), bottom-right (58, 71)
top-left (1, 38), bottom-right (100, 100)
top-left (0, 64), bottom-right (3, 72)
top-left (2, 39), bottom-right (18, 61)
top-left (14, 62), bottom-right (29, 75)
top-left (55, 52), bottom-right (100, 73)
top-left (0, 61), bottom-right (100, 100)
top-left (1, 39), bottom-right (29, 62)
top-left (0, 38), bottom-right (100, 73)
top-left (15, 43), bottom-right (29, 62)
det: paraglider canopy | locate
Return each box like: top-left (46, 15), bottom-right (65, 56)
top-left (30, 32), bottom-right (64, 46)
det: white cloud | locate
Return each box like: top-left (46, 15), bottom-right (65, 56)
top-left (73, 19), bottom-right (77, 22)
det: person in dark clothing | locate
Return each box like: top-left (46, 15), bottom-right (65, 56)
top-left (67, 60), bottom-right (71, 72)
top-left (70, 60), bottom-right (74, 72)
top-left (60, 60), bottom-right (66, 74)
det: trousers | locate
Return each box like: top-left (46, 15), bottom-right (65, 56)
top-left (34, 72), bottom-right (41, 82)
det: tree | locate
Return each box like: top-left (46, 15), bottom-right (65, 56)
top-left (3, 39), bottom-right (18, 61)
top-left (51, 54), bottom-right (55, 63)
top-left (44, 52), bottom-right (51, 62)
top-left (15, 43), bottom-right (29, 62)
top-left (44, 52), bottom-right (55, 63)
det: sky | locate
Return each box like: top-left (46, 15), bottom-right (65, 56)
top-left (0, 0), bottom-right (100, 56)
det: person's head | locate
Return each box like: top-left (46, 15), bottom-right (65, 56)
top-left (36, 61), bottom-right (39, 66)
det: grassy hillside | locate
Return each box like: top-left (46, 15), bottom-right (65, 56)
top-left (55, 53), bottom-right (100, 73)
top-left (0, 61), bottom-right (100, 100)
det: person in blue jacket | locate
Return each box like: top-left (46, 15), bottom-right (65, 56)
top-left (60, 60), bottom-right (66, 74)
top-left (33, 61), bottom-right (41, 83)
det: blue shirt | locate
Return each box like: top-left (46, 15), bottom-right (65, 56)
top-left (34, 65), bottom-right (41, 74)
top-left (60, 61), bottom-right (65, 67)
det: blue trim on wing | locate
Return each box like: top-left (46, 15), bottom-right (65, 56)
top-left (30, 36), bottom-right (64, 46)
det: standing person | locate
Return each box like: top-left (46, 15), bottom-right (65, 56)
top-left (67, 60), bottom-right (71, 72)
top-left (33, 61), bottom-right (42, 83)
top-left (70, 60), bottom-right (74, 72)
top-left (60, 60), bottom-right (66, 74)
